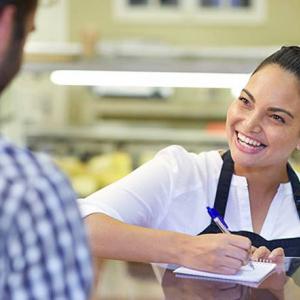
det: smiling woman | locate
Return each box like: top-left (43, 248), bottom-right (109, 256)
top-left (227, 65), bottom-right (300, 169)
top-left (79, 46), bottom-right (300, 275)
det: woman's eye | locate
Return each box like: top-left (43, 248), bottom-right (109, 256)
top-left (238, 97), bottom-right (250, 106)
top-left (271, 114), bottom-right (285, 124)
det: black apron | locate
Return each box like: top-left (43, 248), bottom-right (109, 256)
top-left (198, 150), bottom-right (300, 256)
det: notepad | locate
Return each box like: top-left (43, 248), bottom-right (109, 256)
top-left (174, 261), bottom-right (276, 284)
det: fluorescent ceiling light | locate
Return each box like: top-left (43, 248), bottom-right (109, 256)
top-left (50, 70), bottom-right (250, 89)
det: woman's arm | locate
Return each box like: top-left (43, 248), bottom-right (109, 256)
top-left (86, 213), bottom-right (252, 275)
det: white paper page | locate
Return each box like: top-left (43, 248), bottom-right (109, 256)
top-left (174, 262), bottom-right (276, 283)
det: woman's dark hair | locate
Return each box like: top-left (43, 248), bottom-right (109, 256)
top-left (0, 0), bottom-right (38, 39)
top-left (253, 46), bottom-right (300, 80)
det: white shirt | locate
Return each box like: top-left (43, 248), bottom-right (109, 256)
top-left (78, 145), bottom-right (300, 240)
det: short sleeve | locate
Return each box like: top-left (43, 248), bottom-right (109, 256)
top-left (79, 145), bottom-right (201, 228)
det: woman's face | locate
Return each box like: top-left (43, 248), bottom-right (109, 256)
top-left (226, 64), bottom-right (300, 171)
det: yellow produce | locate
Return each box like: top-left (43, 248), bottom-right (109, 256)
top-left (72, 174), bottom-right (99, 198)
top-left (54, 156), bottom-right (85, 177)
top-left (87, 152), bottom-right (132, 188)
top-left (54, 151), bottom-right (132, 196)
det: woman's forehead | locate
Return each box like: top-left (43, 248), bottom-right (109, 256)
top-left (247, 65), bottom-right (300, 94)
top-left (244, 65), bottom-right (300, 111)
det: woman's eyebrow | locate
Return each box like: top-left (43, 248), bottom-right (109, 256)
top-left (242, 88), bottom-right (255, 102)
top-left (267, 107), bottom-right (294, 119)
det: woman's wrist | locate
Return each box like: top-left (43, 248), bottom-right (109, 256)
top-left (170, 232), bottom-right (194, 266)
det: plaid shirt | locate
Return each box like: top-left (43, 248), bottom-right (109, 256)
top-left (0, 137), bottom-right (93, 299)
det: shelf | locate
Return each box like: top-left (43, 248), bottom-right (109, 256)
top-left (23, 42), bottom-right (278, 74)
top-left (25, 124), bottom-right (227, 147)
top-left (94, 101), bottom-right (227, 122)
top-left (22, 56), bottom-right (260, 74)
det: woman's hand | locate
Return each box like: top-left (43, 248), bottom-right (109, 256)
top-left (251, 246), bottom-right (285, 264)
top-left (179, 233), bottom-right (251, 275)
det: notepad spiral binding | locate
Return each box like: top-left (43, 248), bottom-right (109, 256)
top-left (255, 258), bottom-right (273, 263)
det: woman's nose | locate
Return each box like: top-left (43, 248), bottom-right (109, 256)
top-left (244, 113), bottom-right (262, 133)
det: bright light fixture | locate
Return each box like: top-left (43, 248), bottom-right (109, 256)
top-left (50, 70), bottom-right (250, 89)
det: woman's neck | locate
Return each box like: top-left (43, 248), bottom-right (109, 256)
top-left (234, 163), bottom-right (289, 233)
top-left (234, 163), bottom-right (289, 189)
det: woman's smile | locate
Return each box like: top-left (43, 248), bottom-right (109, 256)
top-left (234, 131), bottom-right (267, 154)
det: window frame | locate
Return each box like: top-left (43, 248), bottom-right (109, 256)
top-left (113, 0), bottom-right (266, 25)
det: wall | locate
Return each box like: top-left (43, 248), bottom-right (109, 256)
top-left (69, 0), bottom-right (300, 46)
top-left (30, 0), bottom-right (69, 42)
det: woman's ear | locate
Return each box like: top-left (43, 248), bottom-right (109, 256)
top-left (0, 5), bottom-right (16, 57)
top-left (296, 134), bottom-right (300, 150)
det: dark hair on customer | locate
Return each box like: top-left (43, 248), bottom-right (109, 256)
top-left (253, 46), bottom-right (300, 80)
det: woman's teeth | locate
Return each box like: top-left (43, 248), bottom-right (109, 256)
top-left (237, 132), bottom-right (265, 148)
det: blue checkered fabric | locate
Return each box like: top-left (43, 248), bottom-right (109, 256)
top-left (0, 137), bottom-right (93, 299)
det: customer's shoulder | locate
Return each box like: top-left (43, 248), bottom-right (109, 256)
top-left (0, 137), bottom-right (66, 184)
top-left (0, 139), bottom-right (80, 236)
top-left (0, 138), bottom-right (76, 211)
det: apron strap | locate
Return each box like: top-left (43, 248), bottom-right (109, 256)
top-left (287, 163), bottom-right (300, 217)
top-left (213, 150), bottom-right (234, 217)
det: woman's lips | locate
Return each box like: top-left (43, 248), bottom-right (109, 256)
top-left (235, 131), bottom-right (266, 154)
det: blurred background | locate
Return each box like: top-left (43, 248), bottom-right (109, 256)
top-left (2, 1), bottom-right (300, 298)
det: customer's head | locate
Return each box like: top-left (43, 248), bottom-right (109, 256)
top-left (226, 46), bottom-right (300, 172)
top-left (0, 0), bottom-right (38, 93)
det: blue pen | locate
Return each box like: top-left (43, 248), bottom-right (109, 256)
top-left (206, 206), bottom-right (254, 269)
top-left (207, 207), bottom-right (230, 234)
